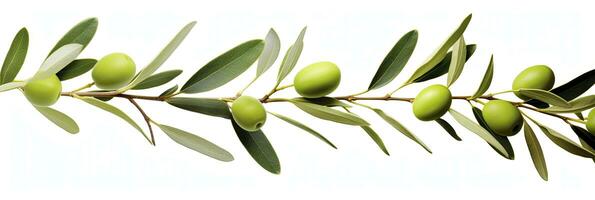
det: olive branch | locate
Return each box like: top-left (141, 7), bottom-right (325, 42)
top-left (0, 14), bottom-right (593, 180)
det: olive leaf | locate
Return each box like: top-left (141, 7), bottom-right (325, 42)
top-left (166, 97), bottom-right (231, 119)
top-left (159, 85), bottom-right (178, 97)
top-left (469, 55), bottom-right (494, 99)
top-left (570, 125), bottom-right (595, 150)
top-left (0, 81), bottom-right (25, 93)
top-left (448, 108), bottom-right (509, 158)
top-left (276, 27), bottom-right (307, 84)
top-left (291, 97), bottom-right (351, 108)
top-left (1, 28), bottom-right (28, 85)
top-left (256, 29), bottom-right (281, 77)
top-left (121, 21), bottom-right (196, 92)
top-left (435, 118), bottom-right (461, 141)
top-left (290, 100), bottom-right (369, 126)
top-left (523, 120), bottom-right (548, 181)
top-left (413, 44), bottom-right (476, 83)
top-left (232, 120), bottom-right (280, 174)
top-left (33, 44), bottom-right (83, 81)
top-left (48, 18), bottom-right (97, 56)
top-left (360, 126), bottom-right (390, 155)
top-left (403, 14), bottom-right (472, 86)
top-left (471, 107), bottom-right (514, 160)
top-left (517, 89), bottom-right (571, 108)
top-left (268, 111), bottom-right (337, 149)
top-left (579, 138), bottom-right (595, 163)
top-left (80, 97), bottom-right (151, 144)
top-left (446, 36), bottom-right (466, 87)
top-left (372, 108), bottom-right (432, 153)
top-left (181, 39), bottom-right (264, 93)
top-left (156, 123), bottom-right (234, 162)
top-left (527, 69), bottom-right (595, 108)
top-left (132, 69), bottom-right (182, 90)
top-left (540, 95), bottom-right (595, 113)
top-left (368, 30), bottom-right (418, 90)
top-left (34, 106), bottom-right (79, 134)
top-left (526, 116), bottom-right (595, 158)
top-left (56, 59), bottom-right (97, 81)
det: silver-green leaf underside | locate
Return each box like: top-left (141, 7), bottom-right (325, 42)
top-left (276, 27), bottom-right (307, 84)
top-left (527, 117), bottom-right (595, 158)
top-left (256, 29), bottom-right (281, 77)
top-left (469, 55), bottom-right (494, 99)
top-left (518, 89), bottom-right (571, 108)
top-left (372, 108), bottom-right (431, 153)
top-left (268, 111), bottom-right (337, 149)
top-left (523, 120), bottom-right (548, 181)
top-left (360, 126), bottom-right (390, 155)
top-left (34, 106), bottom-right (79, 134)
top-left (290, 100), bottom-right (369, 126)
top-left (156, 123), bottom-right (233, 162)
top-left (33, 44), bottom-right (83, 81)
top-left (446, 36), bottom-right (466, 87)
top-left (539, 95), bottom-right (594, 113)
top-left (0, 81), bottom-right (25, 93)
top-left (448, 108), bottom-right (509, 158)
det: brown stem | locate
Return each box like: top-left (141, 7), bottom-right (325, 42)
top-left (127, 98), bottom-right (156, 145)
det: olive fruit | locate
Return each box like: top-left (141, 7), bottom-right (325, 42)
top-left (294, 61), bottom-right (341, 98)
top-left (412, 84), bottom-right (452, 121)
top-left (92, 53), bottom-right (136, 90)
top-left (587, 109), bottom-right (595, 134)
top-left (512, 65), bottom-right (555, 100)
top-left (482, 100), bottom-right (523, 136)
top-left (231, 96), bottom-right (267, 131)
top-left (23, 74), bottom-right (62, 107)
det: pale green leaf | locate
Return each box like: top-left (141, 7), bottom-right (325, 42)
top-left (448, 108), bottom-right (509, 158)
top-left (291, 97), bottom-right (351, 108)
top-left (446, 36), bottom-right (466, 87)
top-left (372, 108), bottom-right (431, 153)
top-left (361, 126), bottom-right (390, 155)
top-left (0, 81), bottom-right (25, 92)
top-left (33, 44), bottom-right (83, 81)
top-left (276, 27), bottom-right (306, 84)
top-left (290, 100), bottom-right (369, 126)
top-left (256, 29), bottom-right (281, 77)
top-left (268, 112), bottom-right (336, 149)
top-left (518, 89), bottom-right (571, 108)
top-left (34, 106), bottom-right (79, 134)
top-left (523, 120), bottom-right (548, 181)
top-left (540, 95), bottom-right (595, 113)
top-left (527, 117), bottom-right (595, 158)
top-left (469, 55), bottom-right (494, 99)
top-left (156, 124), bottom-right (233, 162)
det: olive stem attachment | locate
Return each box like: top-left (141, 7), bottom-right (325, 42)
top-left (236, 77), bottom-right (258, 97)
top-left (260, 84), bottom-right (293, 102)
top-left (72, 82), bottom-right (95, 93)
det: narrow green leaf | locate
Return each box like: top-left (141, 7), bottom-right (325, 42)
top-left (1, 28), bottom-right (28, 84)
top-left (570, 125), bottom-right (595, 150)
top-left (523, 120), bottom-right (548, 181)
top-left (33, 44), bottom-right (83, 81)
top-left (122, 21), bottom-right (196, 91)
top-left (469, 55), bottom-right (494, 99)
top-left (156, 124), bottom-right (233, 162)
top-left (80, 97), bottom-right (151, 143)
top-left (290, 101), bottom-right (369, 126)
top-left (34, 106), bottom-right (79, 134)
top-left (0, 81), bottom-right (25, 93)
top-left (579, 139), bottom-right (595, 163)
top-left (232, 120), bottom-right (280, 174)
top-left (48, 18), bottom-right (97, 56)
top-left (159, 85), bottom-right (178, 97)
top-left (472, 107), bottom-right (514, 160)
top-left (412, 44), bottom-right (476, 83)
top-left (527, 117), bottom-right (595, 158)
top-left (360, 126), bottom-right (390, 155)
top-left (518, 89), bottom-right (571, 108)
top-left (576, 112), bottom-right (585, 120)
top-left (268, 112), bottom-right (336, 149)
top-left (404, 14), bottom-right (472, 85)
top-left (181, 39), bottom-right (264, 93)
top-left (540, 95), bottom-right (595, 113)
top-left (372, 108), bottom-right (431, 153)
top-left (56, 59), bottom-right (97, 81)
top-left (277, 27), bottom-right (306, 84)
top-left (166, 97), bottom-right (231, 119)
top-left (291, 97), bottom-right (351, 108)
top-left (448, 109), bottom-right (509, 158)
top-left (131, 69), bottom-right (182, 90)
top-left (368, 30), bottom-right (418, 90)
top-left (527, 69), bottom-right (595, 108)
top-left (446, 36), bottom-right (466, 87)
top-left (435, 118), bottom-right (461, 141)
top-left (256, 29), bottom-right (281, 77)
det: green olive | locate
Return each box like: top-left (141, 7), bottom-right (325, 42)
top-left (482, 100), bottom-right (523, 136)
top-left (412, 84), bottom-right (452, 121)
top-left (23, 74), bottom-right (62, 107)
top-left (512, 65), bottom-right (555, 100)
top-left (587, 109), bottom-right (595, 134)
top-left (92, 53), bottom-right (136, 90)
top-left (294, 61), bottom-right (341, 98)
top-left (231, 96), bottom-right (267, 131)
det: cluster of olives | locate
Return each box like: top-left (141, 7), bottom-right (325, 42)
top-left (232, 62), bottom-right (340, 131)
top-left (23, 52), bottom-right (136, 107)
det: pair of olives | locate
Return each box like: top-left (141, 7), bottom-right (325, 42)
top-left (23, 53), bottom-right (136, 107)
top-left (232, 61), bottom-right (341, 131)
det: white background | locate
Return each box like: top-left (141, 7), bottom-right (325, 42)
top-left (0, 0), bottom-right (594, 199)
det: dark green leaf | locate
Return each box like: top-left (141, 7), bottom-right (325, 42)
top-left (56, 59), bottom-right (97, 81)
top-left (518, 89), bottom-right (571, 108)
top-left (291, 97), bottom-right (351, 108)
top-left (1, 28), bottom-right (28, 84)
top-left (166, 97), bottom-right (231, 119)
top-left (540, 95), bottom-right (595, 113)
top-left (523, 120), bottom-right (548, 181)
top-left (412, 44), bottom-right (476, 83)
top-left (290, 100), bottom-right (369, 126)
top-left (368, 30), bottom-right (417, 90)
top-left (277, 27), bottom-right (306, 84)
top-left (570, 125), bottom-right (595, 149)
top-left (527, 117), bottom-right (595, 158)
top-left (372, 108), bottom-right (431, 153)
top-left (132, 69), bottom-right (182, 90)
top-left (435, 118), bottom-right (461, 141)
top-left (256, 29), bottom-right (281, 77)
top-left (472, 107), bottom-right (514, 160)
top-left (48, 18), bottom-right (97, 56)
top-left (268, 112), bottom-right (336, 149)
top-left (156, 124), bottom-right (233, 162)
top-left (181, 40), bottom-right (264, 93)
top-left (446, 36), bottom-right (466, 87)
top-left (469, 55), bottom-right (494, 99)
top-left (448, 109), bottom-right (510, 158)
top-left (159, 85), bottom-right (178, 97)
top-left (34, 106), bottom-right (79, 134)
top-left (232, 120), bottom-right (280, 174)
top-left (360, 126), bottom-right (390, 155)
top-left (527, 69), bottom-right (595, 108)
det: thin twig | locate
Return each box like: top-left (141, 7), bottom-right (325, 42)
top-left (127, 98), bottom-right (156, 145)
